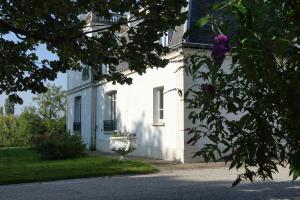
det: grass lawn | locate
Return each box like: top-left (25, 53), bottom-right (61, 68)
top-left (0, 147), bottom-right (157, 185)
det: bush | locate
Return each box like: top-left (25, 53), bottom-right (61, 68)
top-left (17, 110), bottom-right (46, 145)
top-left (0, 115), bottom-right (19, 147)
top-left (36, 132), bottom-right (86, 160)
top-left (0, 115), bottom-right (38, 147)
top-left (0, 110), bottom-right (47, 147)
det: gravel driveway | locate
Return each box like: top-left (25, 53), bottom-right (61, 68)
top-left (0, 165), bottom-right (299, 200)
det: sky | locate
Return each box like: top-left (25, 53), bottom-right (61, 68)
top-left (0, 34), bottom-right (67, 114)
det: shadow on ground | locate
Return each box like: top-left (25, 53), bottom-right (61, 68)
top-left (0, 172), bottom-right (299, 200)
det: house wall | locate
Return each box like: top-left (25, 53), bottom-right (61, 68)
top-left (95, 50), bottom-right (185, 162)
top-left (67, 69), bottom-right (92, 91)
top-left (66, 49), bottom-right (236, 163)
top-left (66, 86), bottom-right (94, 148)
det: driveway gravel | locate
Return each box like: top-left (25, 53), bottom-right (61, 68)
top-left (0, 165), bottom-right (299, 200)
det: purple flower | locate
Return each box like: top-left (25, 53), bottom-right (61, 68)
top-left (211, 34), bottom-right (229, 65)
top-left (214, 34), bottom-right (229, 44)
top-left (200, 83), bottom-right (215, 93)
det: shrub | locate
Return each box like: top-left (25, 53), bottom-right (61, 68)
top-left (42, 116), bottom-right (66, 135)
top-left (36, 131), bottom-right (86, 160)
top-left (0, 115), bottom-right (35, 147)
top-left (0, 115), bottom-right (18, 147)
top-left (17, 110), bottom-right (46, 145)
top-left (0, 110), bottom-right (47, 147)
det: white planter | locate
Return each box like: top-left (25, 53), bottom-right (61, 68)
top-left (109, 135), bottom-right (137, 160)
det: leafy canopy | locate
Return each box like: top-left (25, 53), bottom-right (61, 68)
top-left (0, 0), bottom-right (187, 103)
top-left (185, 0), bottom-right (300, 186)
top-left (33, 84), bottom-right (65, 120)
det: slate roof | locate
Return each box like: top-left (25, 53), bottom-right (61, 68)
top-left (185, 0), bottom-right (215, 47)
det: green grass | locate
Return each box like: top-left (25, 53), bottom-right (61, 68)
top-left (0, 147), bottom-right (157, 185)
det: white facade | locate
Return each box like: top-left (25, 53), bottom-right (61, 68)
top-left (66, 2), bottom-right (234, 162)
top-left (66, 47), bottom-right (232, 163)
top-left (67, 50), bottom-right (187, 162)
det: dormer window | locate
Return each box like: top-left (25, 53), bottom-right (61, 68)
top-left (159, 31), bottom-right (172, 47)
top-left (101, 64), bottom-right (109, 75)
top-left (82, 66), bottom-right (90, 81)
top-left (160, 32), bottom-right (169, 47)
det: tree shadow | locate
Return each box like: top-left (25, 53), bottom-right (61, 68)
top-left (1, 173), bottom-right (299, 200)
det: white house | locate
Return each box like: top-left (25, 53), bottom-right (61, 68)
top-left (66, 0), bottom-right (231, 163)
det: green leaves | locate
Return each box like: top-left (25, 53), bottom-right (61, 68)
top-left (185, 0), bottom-right (300, 188)
top-left (0, 0), bottom-right (187, 101)
top-left (195, 15), bottom-right (210, 28)
top-left (183, 15), bottom-right (210, 39)
top-left (289, 151), bottom-right (300, 181)
top-left (33, 84), bottom-right (66, 122)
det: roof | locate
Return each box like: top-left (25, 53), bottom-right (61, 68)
top-left (103, 1), bottom-right (226, 71)
top-left (186, 0), bottom-right (215, 46)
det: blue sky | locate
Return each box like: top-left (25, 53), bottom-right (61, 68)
top-left (0, 35), bottom-right (67, 114)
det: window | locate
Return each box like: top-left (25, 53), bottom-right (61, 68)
top-left (82, 67), bottom-right (90, 81)
top-left (73, 96), bottom-right (81, 132)
top-left (110, 92), bottom-right (116, 121)
top-left (153, 87), bottom-right (164, 125)
top-left (159, 31), bottom-right (172, 47)
top-left (101, 64), bottom-right (109, 75)
top-left (160, 33), bottom-right (169, 47)
top-left (104, 91), bottom-right (117, 132)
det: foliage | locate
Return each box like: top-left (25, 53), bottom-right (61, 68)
top-left (33, 84), bottom-right (66, 120)
top-left (0, 0), bottom-right (188, 103)
top-left (4, 98), bottom-right (14, 115)
top-left (0, 109), bottom-right (45, 147)
top-left (0, 85), bottom-right (66, 148)
top-left (0, 147), bottom-right (156, 185)
top-left (18, 107), bottom-right (46, 145)
top-left (33, 84), bottom-right (66, 134)
top-left (185, 0), bottom-right (300, 186)
top-left (111, 130), bottom-right (135, 137)
top-left (0, 106), bottom-right (3, 115)
top-left (0, 115), bottom-right (19, 147)
top-left (36, 131), bottom-right (86, 160)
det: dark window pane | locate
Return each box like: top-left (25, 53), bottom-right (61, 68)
top-left (159, 89), bottom-right (164, 109)
top-left (82, 67), bottom-right (89, 81)
top-left (110, 92), bottom-right (116, 120)
top-left (74, 96), bottom-right (81, 123)
top-left (159, 110), bottom-right (164, 120)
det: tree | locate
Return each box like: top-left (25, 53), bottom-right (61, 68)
top-left (0, 1), bottom-right (187, 103)
top-left (0, 106), bottom-right (3, 115)
top-left (33, 84), bottom-right (66, 120)
top-left (185, 0), bottom-right (300, 186)
top-left (18, 106), bottom-right (46, 145)
top-left (33, 84), bottom-right (66, 134)
top-left (4, 98), bottom-right (14, 115)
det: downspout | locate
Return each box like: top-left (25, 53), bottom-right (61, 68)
top-left (89, 12), bottom-right (97, 151)
top-left (90, 72), bottom-right (97, 150)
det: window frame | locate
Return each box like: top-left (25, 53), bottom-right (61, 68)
top-left (104, 91), bottom-right (117, 132)
top-left (74, 96), bottom-right (81, 123)
top-left (153, 86), bottom-right (165, 126)
top-left (110, 92), bottom-right (116, 121)
top-left (82, 66), bottom-right (90, 81)
top-left (73, 96), bottom-right (82, 133)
